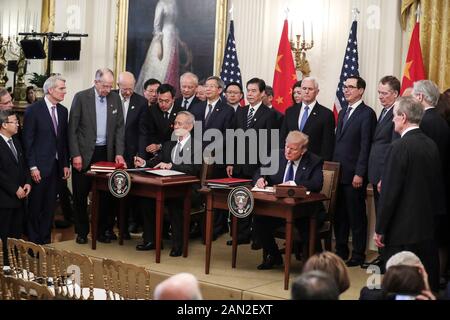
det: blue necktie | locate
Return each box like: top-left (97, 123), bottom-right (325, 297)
top-left (342, 107), bottom-right (353, 127)
top-left (284, 161), bottom-right (294, 182)
top-left (378, 108), bottom-right (388, 123)
top-left (298, 105), bottom-right (309, 131)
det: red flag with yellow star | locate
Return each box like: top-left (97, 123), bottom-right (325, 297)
top-left (272, 20), bottom-right (297, 114)
top-left (400, 22), bottom-right (426, 94)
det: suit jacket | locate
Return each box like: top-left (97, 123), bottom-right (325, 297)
top-left (368, 108), bottom-right (400, 184)
top-left (281, 102), bottom-right (335, 161)
top-left (376, 129), bottom-right (445, 245)
top-left (23, 99), bottom-right (69, 178)
top-left (333, 102), bottom-right (377, 184)
top-left (174, 96), bottom-right (201, 111)
top-left (141, 103), bottom-right (183, 154)
top-left (231, 104), bottom-right (276, 177)
top-left (112, 91), bottom-right (148, 167)
top-left (146, 137), bottom-right (201, 177)
top-left (68, 87), bottom-right (125, 170)
top-left (253, 149), bottom-right (323, 193)
top-left (0, 136), bottom-right (31, 208)
top-left (270, 107), bottom-right (284, 130)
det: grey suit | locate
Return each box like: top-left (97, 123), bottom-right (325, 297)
top-left (69, 87), bottom-right (125, 169)
top-left (68, 87), bottom-right (125, 239)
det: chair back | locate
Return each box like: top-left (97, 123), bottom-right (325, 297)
top-left (1, 274), bottom-right (54, 300)
top-left (321, 161), bottom-right (341, 221)
top-left (6, 238), bottom-right (47, 283)
top-left (102, 258), bottom-right (151, 300)
top-left (47, 248), bottom-right (95, 300)
top-left (200, 154), bottom-right (214, 187)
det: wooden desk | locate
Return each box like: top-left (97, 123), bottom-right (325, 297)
top-left (87, 172), bottom-right (199, 263)
top-left (200, 187), bottom-right (328, 290)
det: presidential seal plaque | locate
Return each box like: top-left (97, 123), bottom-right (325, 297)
top-left (108, 170), bottom-right (131, 198)
top-left (228, 186), bottom-right (254, 219)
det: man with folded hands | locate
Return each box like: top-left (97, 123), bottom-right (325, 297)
top-left (134, 111), bottom-right (201, 257)
top-left (253, 130), bottom-right (325, 270)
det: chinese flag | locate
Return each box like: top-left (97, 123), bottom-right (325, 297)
top-left (400, 22), bottom-right (426, 94)
top-left (272, 20), bottom-right (297, 114)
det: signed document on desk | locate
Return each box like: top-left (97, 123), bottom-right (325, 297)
top-left (146, 169), bottom-right (185, 176)
top-left (251, 186), bottom-right (275, 193)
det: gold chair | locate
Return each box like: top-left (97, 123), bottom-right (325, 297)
top-left (6, 238), bottom-right (47, 283)
top-left (46, 248), bottom-right (95, 300)
top-left (1, 274), bottom-right (54, 300)
top-left (102, 258), bottom-right (151, 300)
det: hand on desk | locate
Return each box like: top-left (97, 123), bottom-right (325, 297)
top-left (256, 178), bottom-right (268, 189)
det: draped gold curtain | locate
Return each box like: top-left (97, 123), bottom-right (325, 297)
top-left (41, 0), bottom-right (55, 33)
top-left (401, 0), bottom-right (450, 91)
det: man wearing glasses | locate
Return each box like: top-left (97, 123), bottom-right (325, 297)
top-left (68, 68), bottom-right (126, 245)
top-left (142, 78), bottom-right (161, 107)
top-left (333, 75), bottom-right (376, 268)
top-left (0, 109), bottom-right (31, 265)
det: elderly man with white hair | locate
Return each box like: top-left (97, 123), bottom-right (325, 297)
top-left (154, 273), bottom-right (203, 300)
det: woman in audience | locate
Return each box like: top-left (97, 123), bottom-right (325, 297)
top-left (382, 265), bottom-right (435, 300)
top-left (26, 86), bottom-right (37, 104)
top-left (303, 251), bottom-right (350, 295)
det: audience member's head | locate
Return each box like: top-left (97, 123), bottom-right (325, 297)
top-left (246, 78), bottom-right (266, 106)
top-left (291, 270), bottom-right (339, 300)
top-left (402, 87), bottom-right (414, 97)
top-left (94, 68), bottom-right (114, 97)
top-left (301, 77), bottom-right (320, 105)
top-left (224, 81), bottom-right (243, 106)
top-left (344, 75), bottom-right (366, 105)
top-left (393, 96), bottom-right (424, 134)
top-left (143, 78), bottom-right (161, 105)
top-left (0, 88), bottom-right (14, 110)
top-left (385, 251), bottom-right (422, 270)
top-left (378, 76), bottom-right (400, 108)
top-left (180, 72), bottom-right (199, 99)
top-left (117, 71), bottom-right (136, 100)
top-left (154, 273), bottom-right (202, 300)
top-left (292, 80), bottom-right (302, 104)
top-left (382, 265), bottom-right (426, 298)
top-left (196, 79), bottom-right (207, 101)
top-left (412, 80), bottom-right (440, 107)
top-left (26, 85), bottom-right (37, 104)
top-left (262, 85), bottom-right (274, 107)
top-left (156, 83), bottom-right (176, 112)
top-left (303, 251), bottom-right (350, 294)
top-left (444, 88), bottom-right (450, 100)
top-left (435, 93), bottom-right (450, 126)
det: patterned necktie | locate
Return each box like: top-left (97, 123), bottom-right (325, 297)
top-left (204, 104), bottom-right (213, 125)
top-left (378, 108), bottom-right (388, 123)
top-left (246, 107), bottom-right (255, 128)
top-left (51, 106), bottom-right (58, 135)
top-left (173, 141), bottom-right (182, 164)
top-left (298, 105), bottom-right (309, 131)
top-left (284, 161), bottom-right (294, 182)
top-left (7, 139), bottom-right (18, 162)
top-left (183, 99), bottom-right (189, 110)
top-left (342, 107), bottom-right (353, 127)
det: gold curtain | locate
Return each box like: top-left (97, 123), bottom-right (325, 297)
top-left (401, 0), bottom-right (450, 91)
top-left (41, 0), bottom-right (55, 33)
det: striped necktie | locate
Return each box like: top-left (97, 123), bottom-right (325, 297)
top-left (246, 107), bottom-right (255, 128)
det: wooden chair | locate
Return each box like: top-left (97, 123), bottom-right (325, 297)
top-left (318, 161), bottom-right (340, 251)
top-left (6, 238), bottom-right (47, 283)
top-left (46, 248), bottom-right (95, 300)
top-left (102, 258), bottom-right (151, 300)
top-left (1, 274), bottom-right (54, 300)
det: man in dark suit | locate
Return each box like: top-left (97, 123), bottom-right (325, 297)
top-left (375, 96), bottom-right (444, 292)
top-left (253, 131), bottom-right (324, 269)
top-left (142, 78), bottom-right (161, 107)
top-left (226, 78), bottom-right (276, 246)
top-left (224, 82), bottom-right (244, 112)
top-left (280, 77), bottom-right (335, 161)
top-left (413, 80), bottom-right (450, 281)
top-left (190, 76), bottom-right (235, 238)
top-left (333, 75), bottom-right (376, 267)
top-left (174, 72), bottom-right (201, 111)
top-left (142, 84), bottom-right (183, 158)
top-left (23, 75), bottom-right (70, 244)
top-left (111, 71), bottom-right (149, 239)
top-left (262, 85), bottom-right (284, 129)
top-left (68, 68), bottom-right (126, 244)
top-left (135, 111), bottom-right (201, 256)
top-left (364, 76), bottom-right (401, 268)
top-left (0, 110), bottom-right (31, 264)
top-left (0, 88), bottom-right (14, 110)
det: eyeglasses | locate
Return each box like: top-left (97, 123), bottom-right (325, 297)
top-left (343, 85), bottom-right (358, 90)
top-left (225, 91), bottom-right (241, 95)
top-left (145, 89), bottom-right (157, 94)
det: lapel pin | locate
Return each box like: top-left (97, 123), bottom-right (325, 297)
top-left (254, 118), bottom-right (257, 121)
top-left (112, 109), bottom-right (117, 114)
top-left (216, 108), bottom-right (219, 112)
top-left (313, 112), bottom-right (317, 116)
top-left (131, 106), bottom-right (135, 110)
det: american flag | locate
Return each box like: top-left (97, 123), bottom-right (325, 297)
top-left (332, 20), bottom-right (359, 122)
top-left (220, 20), bottom-right (243, 98)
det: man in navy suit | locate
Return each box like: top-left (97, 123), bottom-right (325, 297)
top-left (174, 72), bottom-right (201, 111)
top-left (0, 110), bottom-right (31, 264)
top-left (23, 75), bottom-right (70, 244)
top-left (333, 75), bottom-right (376, 267)
top-left (280, 77), bottom-right (335, 161)
top-left (253, 131), bottom-right (324, 269)
top-left (224, 82), bottom-right (244, 112)
top-left (262, 85), bottom-right (284, 129)
top-left (364, 76), bottom-right (400, 269)
top-left (190, 76), bottom-right (235, 238)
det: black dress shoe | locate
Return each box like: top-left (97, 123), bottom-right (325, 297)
top-left (226, 238), bottom-right (251, 246)
top-left (136, 242), bottom-right (157, 251)
top-left (169, 248), bottom-right (182, 257)
top-left (54, 219), bottom-right (73, 229)
top-left (97, 235), bottom-right (111, 243)
top-left (361, 256), bottom-right (383, 269)
top-left (257, 254), bottom-right (283, 270)
top-left (76, 236), bottom-right (87, 244)
top-left (128, 222), bottom-right (139, 234)
top-left (346, 258), bottom-right (364, 267)
top-left (251, 241), bottom-right (262, 250)
top-left (105, 230), bottom-right (118, 240)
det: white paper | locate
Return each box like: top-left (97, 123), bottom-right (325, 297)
top-left (251, 186), bottom-right (275, 193)
top-left (146, 169), bottom-right (185, 176)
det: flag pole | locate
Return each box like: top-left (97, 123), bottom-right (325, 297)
top-left (352, 8), bottom-right (360, 22)
top-left (229, 4), bottom-right (234, 21)
top-left (415, 2), bottom-right (421, 23)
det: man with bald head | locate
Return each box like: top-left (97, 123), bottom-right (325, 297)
top-left (69, 68), bottom-right (125, 244)
top-left (154, 273), bottom-right (203, 300)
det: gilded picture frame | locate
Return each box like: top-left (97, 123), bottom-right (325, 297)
top-left (114, 0), bottom-right (228, 88)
